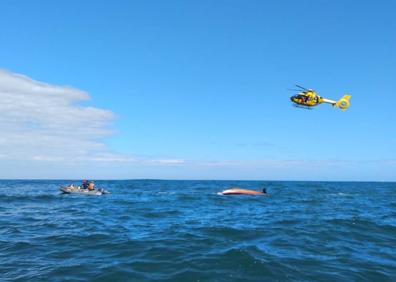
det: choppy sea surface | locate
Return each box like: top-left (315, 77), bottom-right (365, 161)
top-left (0, 180), bottom-right (395, 281)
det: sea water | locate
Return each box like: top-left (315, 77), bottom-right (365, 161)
top-left (1, 180), bottom-right (395, 281)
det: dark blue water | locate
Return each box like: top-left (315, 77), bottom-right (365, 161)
top-left (1, 180), bottom-right (395, 281)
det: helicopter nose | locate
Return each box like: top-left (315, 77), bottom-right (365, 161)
top-left (290, 96), bottom-right (295, 102)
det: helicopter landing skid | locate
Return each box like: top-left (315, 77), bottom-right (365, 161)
top-left (293, 104), bottom-right (313, 110)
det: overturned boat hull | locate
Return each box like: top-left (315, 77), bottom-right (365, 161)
top-left (219, 188), bottom-right (266, 196)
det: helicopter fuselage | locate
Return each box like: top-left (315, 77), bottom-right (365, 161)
top-left (290, 90), bottom-right (326, 107)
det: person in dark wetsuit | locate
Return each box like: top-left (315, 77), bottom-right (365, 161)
top-left (82, 180), bottom-right (89, 190)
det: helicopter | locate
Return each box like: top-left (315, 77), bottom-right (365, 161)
top-left (290, 85), bottom-right (351, 111)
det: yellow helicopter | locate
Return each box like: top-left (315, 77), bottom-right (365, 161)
top-left (290, 85), bottom-right (351, 111)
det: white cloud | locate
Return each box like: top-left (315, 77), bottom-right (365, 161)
top-left (147, 159), bottom-right (186, 165)
top-left (0, 69), bottom-right (120, 162)
top-left (0, 69), bottom-right (187, 172)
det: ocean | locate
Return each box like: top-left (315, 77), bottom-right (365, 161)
top-left (0, 180), bottom-right (395, 281)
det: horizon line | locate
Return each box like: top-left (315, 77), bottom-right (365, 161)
top-left (0, 178), bottom-right (394, 183)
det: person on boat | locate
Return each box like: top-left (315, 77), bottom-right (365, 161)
top-left (81, 180), bottom-right (89, 190)
top-left (88, 181), bottom-right (95, 191)
top-left (262, 188), bottom-right (267, 194)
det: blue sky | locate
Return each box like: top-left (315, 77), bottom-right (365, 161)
top-left (0, 0), bottom-right (395, 180)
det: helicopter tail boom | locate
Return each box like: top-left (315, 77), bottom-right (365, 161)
top-left (322, 98), bottom-right (337, 105)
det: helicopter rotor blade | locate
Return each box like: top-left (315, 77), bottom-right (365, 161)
top-left (295, 84), bottom-right (308, 90)
top-left (288, 88), bottom-right (304, 92)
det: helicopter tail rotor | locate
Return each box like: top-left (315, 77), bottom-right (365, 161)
top-left (335, 95), bottom-right (351, 111)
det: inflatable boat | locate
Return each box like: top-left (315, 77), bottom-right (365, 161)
top-left (60, 186), bottom-right (110, 196)
top-left (219, 188), bottom-right (267, 196)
